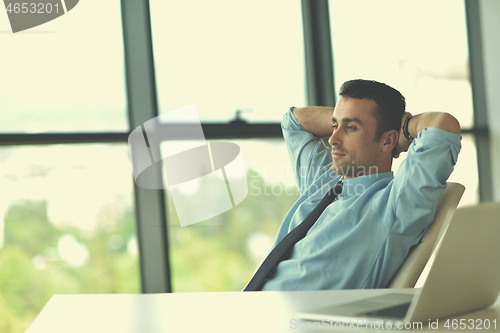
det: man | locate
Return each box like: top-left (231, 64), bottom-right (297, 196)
top-left (246, 79), bottom-right (461, 291)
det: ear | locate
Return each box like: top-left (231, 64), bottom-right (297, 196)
top-left (380, 129), bottom-right (399, 153)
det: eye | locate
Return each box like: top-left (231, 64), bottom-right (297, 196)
top-left (346, 125), bottom-right (356, 131)
top-left (332, 124), bottom-right (338, 130)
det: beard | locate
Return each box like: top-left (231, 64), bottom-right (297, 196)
top-left (331, 155), bottom-right (379, 178)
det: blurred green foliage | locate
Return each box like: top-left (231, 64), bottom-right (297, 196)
top-left (0, 200), bottom-right (140, 333)
top-left (167, 169), bottom-right (299, 291)
top-left (0, 169), bottom-right (299, 332)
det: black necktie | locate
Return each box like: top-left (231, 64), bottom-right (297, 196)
top-left (243, 181), bottom-right (343, 291)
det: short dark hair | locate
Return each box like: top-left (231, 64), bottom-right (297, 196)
top-left (338, 79), bottom-right (406, 141)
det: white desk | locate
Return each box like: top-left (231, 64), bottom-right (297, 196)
top-left (27, 289), bottom-right (500, 333)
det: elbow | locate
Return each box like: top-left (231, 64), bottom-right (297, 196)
top-left (436, 112), bottom-right (461, 134)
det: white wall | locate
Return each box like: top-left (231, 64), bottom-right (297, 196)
top-left (480, 0), bottom-right (500, 201)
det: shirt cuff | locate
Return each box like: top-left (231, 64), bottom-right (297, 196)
top-left (281, 107), bottom-right (305, 132)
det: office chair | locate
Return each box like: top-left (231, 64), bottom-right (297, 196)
top-left (387, 182), bottom-right (465, 288)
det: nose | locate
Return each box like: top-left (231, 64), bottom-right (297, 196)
top-left (328, 128), bottom-right (342, 147)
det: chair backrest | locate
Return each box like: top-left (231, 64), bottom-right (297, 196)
top-left (387, 182), bottom-right (465, 288)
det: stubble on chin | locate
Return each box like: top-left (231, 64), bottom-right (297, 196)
top-left (332, 159), bottom-right (377, 178)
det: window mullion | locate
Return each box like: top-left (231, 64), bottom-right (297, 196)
top-left (465, 0), bottom-right (494, 202)
top-left (121, 0), bottom-right (172, 293)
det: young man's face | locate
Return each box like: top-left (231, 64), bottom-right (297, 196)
top-left (328, 96), bottom-right (387, 178)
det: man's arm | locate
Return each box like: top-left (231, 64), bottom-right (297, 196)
top-left (292, 106), bottom-right (334, 137)
top-left (395, 112), bottom-right (461, 157)
top-left (294, 107), bottom-right (461, 156)
top-left (281, 107), bottom-right (336, 193)
top-left (407, 112), bottom-right (461, 135)
top-left (389, 111), bottom-right (461, 235)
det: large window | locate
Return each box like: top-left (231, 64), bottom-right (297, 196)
top-left (0, 2), bottom-right (136, 333)
top-left (0, 1), bottom-right (489, 332)
top-left (329, 0), bottom-right (478, 205)
top-left (149, 0), bottom-right (307, 292)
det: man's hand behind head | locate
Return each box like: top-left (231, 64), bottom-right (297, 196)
top-left (393, 112), bottom-right (413, 158)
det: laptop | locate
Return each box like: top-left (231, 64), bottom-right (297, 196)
top-left (296, 202), bottom-right (500, 324)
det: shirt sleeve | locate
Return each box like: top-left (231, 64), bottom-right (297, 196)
top-left (385, 127), bottom-right (462, 235)
top-left (281, 108), bottom-right (334, 194)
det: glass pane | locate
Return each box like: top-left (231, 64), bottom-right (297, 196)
top-left (0, 144), bottom-right (139, 333)
top-left (329, 0), bottom-right (474, 128)
top-left (0, 1), bottom-right (127, 133)
top-left (166, 139), bottom-right (299, 291)
top-left (150, 0), bottom-right (306, 123)
top-left (447, 134), bottom-right (479, 206)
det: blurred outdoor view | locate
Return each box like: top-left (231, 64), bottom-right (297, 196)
top-left (0, 141), bottom-right (299, 332)
top-left (0, 0), bottom-right (480, 332)
top-left (166, 139), bottom-right (300, 291)
top-left (0, 145), bottom-right (140, 332)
